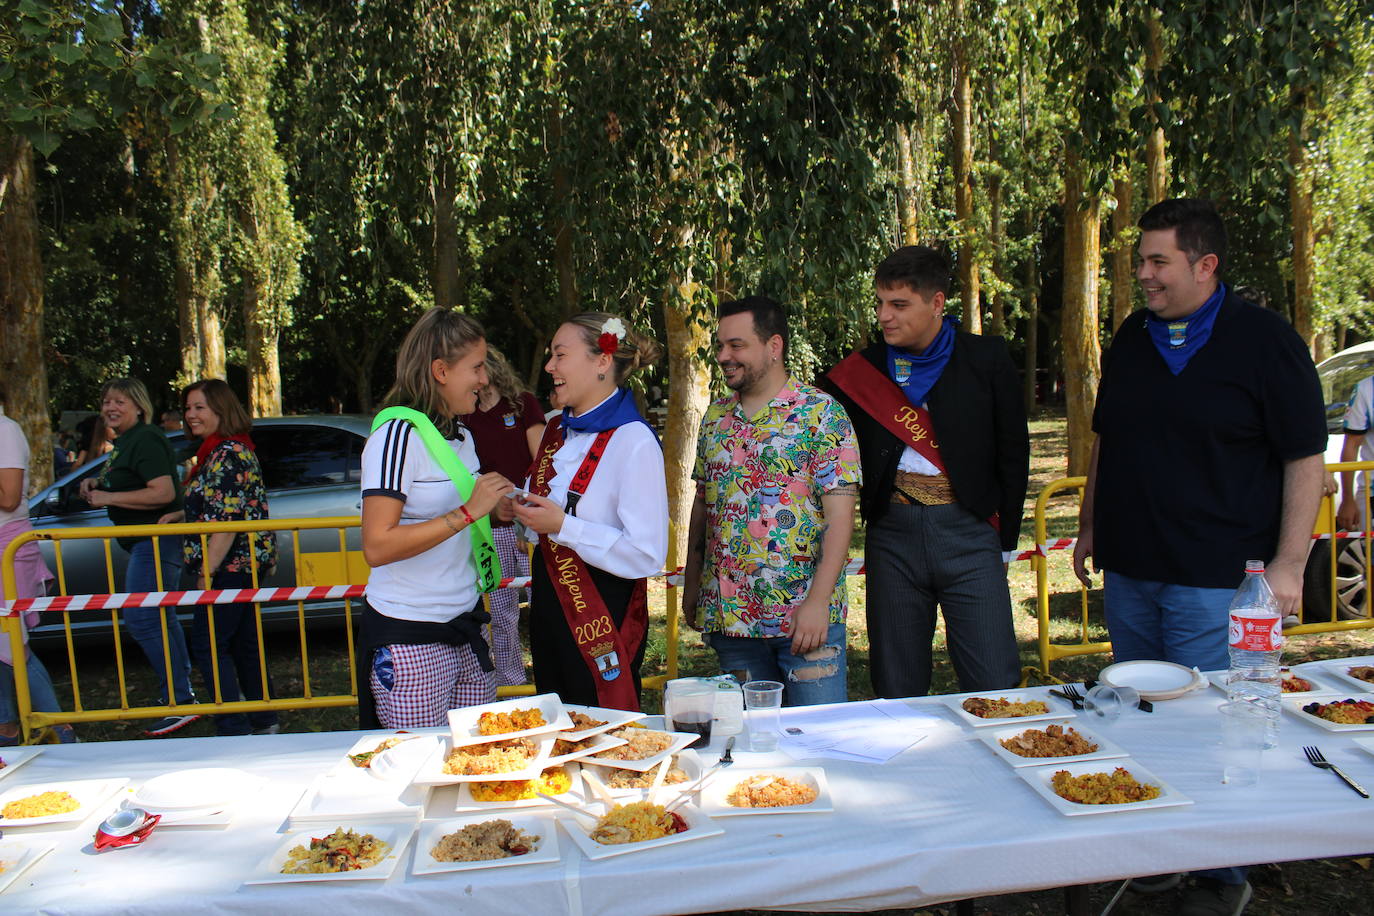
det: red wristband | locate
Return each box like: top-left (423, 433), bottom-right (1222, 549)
top-left (458, 504), bottom-right (476, 526)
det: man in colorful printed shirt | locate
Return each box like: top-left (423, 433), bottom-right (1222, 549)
top-left (681, 296), bottom-right (861, 706)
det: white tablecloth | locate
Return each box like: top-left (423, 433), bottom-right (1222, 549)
top-left (3, 684), bottom-right (1372, 915)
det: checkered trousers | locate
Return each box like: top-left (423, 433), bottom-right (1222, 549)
top-left (489, 524), bottom-right (529, 687)
top-left (369, 642), bottom-right (497, 728)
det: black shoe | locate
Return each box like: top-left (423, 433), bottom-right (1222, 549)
top-left (1179, 879), bottom-right (1253, 916)
top-left (143, 714), bottom-right (201, 737)
top-left (251, 724), bottom-right (281, 735)
top-left (1127, 873), bottom-right (1183, 894)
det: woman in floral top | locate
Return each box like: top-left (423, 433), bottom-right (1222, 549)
top-left (159, 379), bottom-right (280, 736)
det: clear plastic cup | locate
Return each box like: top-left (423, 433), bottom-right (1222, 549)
top-left (1081, 685), bottom-right (1142, 724)
top-left (1219, 701), bottom-right (1266, 786)
top-left (742, 680), bottom-right (784, 752)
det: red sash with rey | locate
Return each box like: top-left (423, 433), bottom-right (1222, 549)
top-left (826, 352), bottom-right (999, 531)
top-left (530, 417), bottom-right (648, 711)
top-left (827, 352), bottom-right (949, 472)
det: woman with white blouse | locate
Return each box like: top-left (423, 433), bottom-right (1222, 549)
top-left (513, 313), bottom-right (667, 710)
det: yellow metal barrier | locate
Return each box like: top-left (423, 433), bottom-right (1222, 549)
top-left (2, 515), bottom-right (683, 743)
top-left (1032, 465), bottom-right (1374, 682)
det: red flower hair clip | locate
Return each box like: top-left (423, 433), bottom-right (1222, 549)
top-left (598, 317), bottom-right (626, 355)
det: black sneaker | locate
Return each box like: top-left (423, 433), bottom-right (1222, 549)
top-left (251, 724), bottom-right (281, 736)
top-left (1127, 873), bottom-right (1183, 894)
top-left (1179, 879), bottom-right (1253, 916)
top-left (143, 715), bottom-right (201, 737)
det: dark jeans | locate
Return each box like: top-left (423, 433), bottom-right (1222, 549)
top-left (187, 568), bottom-right (278, 736)
top-left (124, 536), bottom-right (195, 705)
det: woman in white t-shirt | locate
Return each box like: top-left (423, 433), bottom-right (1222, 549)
top-left (359, 308), bottom-right (515, 728)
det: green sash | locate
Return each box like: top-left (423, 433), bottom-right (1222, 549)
top-left (370, 407), bottom-right (502, 593)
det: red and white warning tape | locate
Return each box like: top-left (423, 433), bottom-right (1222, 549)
top-left (5, 530), bottom-right (1358, 614)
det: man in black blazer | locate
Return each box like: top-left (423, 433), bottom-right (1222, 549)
top-left (822, 246), bottom-right (1029, 697)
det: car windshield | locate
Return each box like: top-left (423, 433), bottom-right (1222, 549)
top-left (1319, 350), bottom-right (1374, 432)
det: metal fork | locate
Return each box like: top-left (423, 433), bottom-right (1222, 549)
top-left (1302, 746), bottom-right (1370, 798)
top-left (1050, 683), bottom-right (1085, 709)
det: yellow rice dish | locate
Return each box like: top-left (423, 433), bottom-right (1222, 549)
top-left (589, 801), bottom-right (688, 845)
top-left (1050, 768), bottom-right (1161, 805)
top-left (468, 767), bottom-right (572, 803)
top-left (3, 790), bottom-right (80, 819)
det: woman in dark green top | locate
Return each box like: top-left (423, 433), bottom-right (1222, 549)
top-left (79, 378), bottom-right (200, 737)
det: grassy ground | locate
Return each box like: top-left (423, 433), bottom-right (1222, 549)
top-left (27, 406), bottom-right (1374, 913)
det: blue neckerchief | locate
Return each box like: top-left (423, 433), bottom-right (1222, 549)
top-left (1146, 283), bottom-right (1225, 375)
top-left (887, 317), bottom-right (957, 408)
top-left (561, 387), bottom-right (657, 441)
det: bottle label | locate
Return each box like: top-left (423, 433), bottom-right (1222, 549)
top-left (1229, 613), bottom-right (1283, 652)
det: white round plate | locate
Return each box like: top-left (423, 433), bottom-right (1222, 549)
top-left (133, 767), bottom-right (255, 811)
top-left (1099, 660), bottom-right (1206, 700)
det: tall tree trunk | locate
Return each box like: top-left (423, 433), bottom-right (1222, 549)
top-left (548, 102), bottom-right (577, 316)
top-left (661, 228), bottom-right (711, 572)
top-left (952, 0), bottom-right (979, 331)
top-left (1061, 152), bottom-right (1102, 477)
top-left (0, 135), bottom-right (54, 494)
top-left (896, 123), bottom-right (921, 246)
top-left (200, 293), bottom-right (226, 380)
top-left (988, 171), bottom-right (1005, 337)
top-left (431, 158), bottom-right (459, 311)
top-left (1023, 247), bottom-right (1040, 417)
top-left (1110, 175), bottom-right (1135, 334)
top-left (166, 138), bottom-right (202, 383)
top-left (1288, 112), bottom-right (1315, 354)
top-left (243, 276), bottom-right (282, 416)
top-left (1145, 14), bottom-right (1169, 205)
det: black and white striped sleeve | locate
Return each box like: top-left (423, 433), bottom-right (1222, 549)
top-left (360, 419), bottom-right (415, 501)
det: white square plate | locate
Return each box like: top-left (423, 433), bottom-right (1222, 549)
top-left (1281, 693), bottom-right (1374, 732)
top-left (1317, 658), bottom-right (1374, 694)
top-left (448, 694), bottom-right (572, 748)
top-left (581, 752), bottom-right (702, 801)
top-left (1015, 759), bottom-right (1193, 816)
top-left (558, 705), bottom-right (646, 742)
top-left (558, 802), bottom-right (723, 860)
top-left (978, 723), bottom-right (1129, 768)
top-left (243, 823), bottom-right (412, 884)
top-left (454, 764), bottom-right (585, 811)
top-left (412, 736), bottom-right (555, 785)
top-left (335, 733), bottom-right (438, 781)
top-left (412, 813), bottom-right (561, 875)
top-left (940, 690), bottom-right (1076, 728)
top-left (0, 747), bottom-right (43, 784)
top-left (1351, 736), bottom-right (1374, 760)
top-left (543, 732), bottom-right (627, 768)
top-left (287, 769), bottom-right (430, 824)
top-left (0, 778), bottom-right (129, 828)
top-left (1207, 669), bottom-right (1337, 698)
top-left (584, 729), bottom-right (699, 772)
top-left (0, 839), bottom-right (56, 894)
top-left (697, 766), bottom-right (833, 816)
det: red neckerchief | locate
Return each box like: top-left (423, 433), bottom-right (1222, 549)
top-left (190, 432), bottom-right (255, 479)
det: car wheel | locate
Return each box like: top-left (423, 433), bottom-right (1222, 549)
top-left (1302, 538), bottom-right (1373, 622)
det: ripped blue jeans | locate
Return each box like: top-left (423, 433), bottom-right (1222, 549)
top-left (706, 622), bottom-right (848, 706)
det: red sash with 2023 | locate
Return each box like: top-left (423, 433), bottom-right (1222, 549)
top-left (530, 417), bottom-right (647, 711)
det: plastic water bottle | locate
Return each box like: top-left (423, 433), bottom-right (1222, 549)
top-left (1226, 560), bottom-right (1283, 748)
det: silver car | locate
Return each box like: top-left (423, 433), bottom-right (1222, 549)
top-left (25, 415), bottom-right (372, 642)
